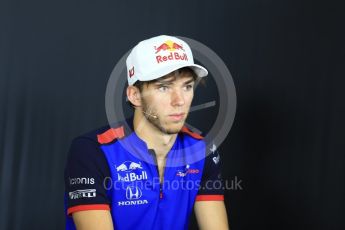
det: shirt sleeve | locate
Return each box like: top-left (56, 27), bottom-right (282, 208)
top-left (196, 149), bottom-right (225, 201)
top-left (64, 137), bottom-right (111, 215)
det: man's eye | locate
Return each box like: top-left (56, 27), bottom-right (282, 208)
top-left (184, 84), bottom-right (194, 91)
top-left (158, 86), bottom-right (169, 92)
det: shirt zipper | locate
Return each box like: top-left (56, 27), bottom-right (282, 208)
top-left (151, 149), bottom-right (165, 199)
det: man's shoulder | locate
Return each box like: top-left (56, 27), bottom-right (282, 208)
top-left (77, 125), bottom-right (112, 141)
top-left (180, 125), bottom-right (204, 140)
top-left (73, 120), bottom-right (131, 145)
top-left (67, 123), bottom-right (127, 160)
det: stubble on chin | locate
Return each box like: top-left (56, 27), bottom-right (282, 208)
top-left (148, 117), bottom-right (181, 134)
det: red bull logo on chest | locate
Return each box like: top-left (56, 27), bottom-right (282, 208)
top-left (154, 40), bottom-right (188, 64)
top-left (116, 161), bottom-right (148, 182)
top-left (118, 171), bottom-right (148, 182)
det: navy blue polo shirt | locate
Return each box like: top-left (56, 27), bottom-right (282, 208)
top-left (64, 119), bottom-right (224, 230)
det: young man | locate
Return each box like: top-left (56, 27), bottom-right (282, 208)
top-left (64, 35), bottom-right (229, 230)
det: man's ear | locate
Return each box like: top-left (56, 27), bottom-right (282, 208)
top-left (127, 86), bottom-right (141, 107)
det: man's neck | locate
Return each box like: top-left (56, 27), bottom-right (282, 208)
top-left (133, 111), bottom-right (177, 159)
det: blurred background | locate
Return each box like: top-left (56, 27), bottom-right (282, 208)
top-left (1, 0), bottom-right (344, 229)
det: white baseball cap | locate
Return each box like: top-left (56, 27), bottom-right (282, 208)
top-left (126, 35), bottom-right (208, 86)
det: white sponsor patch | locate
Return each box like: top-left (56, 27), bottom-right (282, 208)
top-left (210, 143), bottom-right (220, 164)
top-left (69, 189), bottom-right (96, 200)
top-left (69, 177), bottom-right (95, 185)
top-left (213, 155), bottom-right (220, 164)
top-left (210, 144), bottom-right (217, 153)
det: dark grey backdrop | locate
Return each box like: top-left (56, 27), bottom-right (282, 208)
top-left (1, 0), bottom-right (344, 229)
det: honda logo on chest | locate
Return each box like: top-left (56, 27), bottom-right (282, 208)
top-left (126, 186), bottom-right (142, 200)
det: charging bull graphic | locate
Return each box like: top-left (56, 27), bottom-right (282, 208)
top-left (129, 162), bottom-right (143, 170)
top-left (116, 161), bottom-right (143, 172)
top-left (154, 40), bottom-right (185, 54)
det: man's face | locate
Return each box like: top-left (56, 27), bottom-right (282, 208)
top-left (140, 71), bottom-right (195, 134)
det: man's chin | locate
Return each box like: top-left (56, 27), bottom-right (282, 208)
top-left (162, 128), bottom-right (181, 135)
top-left (161, 123), bottom-right (185, 134)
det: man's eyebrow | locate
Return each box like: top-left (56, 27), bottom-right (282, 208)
top-left (183, 78), bottom-right (195, 84)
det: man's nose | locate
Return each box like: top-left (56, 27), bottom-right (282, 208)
top-left (171, 89), bottom-right (185, 106)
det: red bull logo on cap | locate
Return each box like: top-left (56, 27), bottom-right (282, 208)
top-left (154, 40), bottom-right (188, 64)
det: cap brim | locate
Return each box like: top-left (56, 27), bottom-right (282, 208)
top-left (137, 63), bottom-right (208, 83)
top-left (188, 64), bottom-right (208, 78)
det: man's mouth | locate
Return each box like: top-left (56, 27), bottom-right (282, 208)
top-left (168, 113), bottom-right (185, 121)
